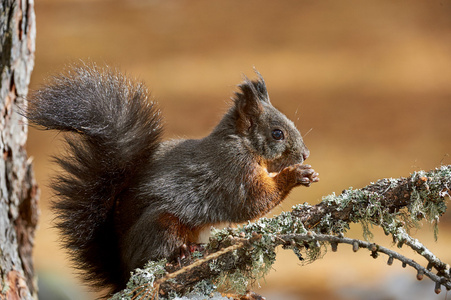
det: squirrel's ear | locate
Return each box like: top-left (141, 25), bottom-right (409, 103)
top-left (252, 69), bottom-right (271, 104)
top-left (234, 75), bottom-right (269, 133)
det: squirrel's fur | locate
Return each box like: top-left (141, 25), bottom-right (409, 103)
top-left (27, 65), bottom-right (318, 296)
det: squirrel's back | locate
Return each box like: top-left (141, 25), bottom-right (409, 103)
top-left (27, 65), bottom-right (163, 292)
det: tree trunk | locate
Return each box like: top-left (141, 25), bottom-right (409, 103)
top-left (0, 0), bottom-right (38, 299)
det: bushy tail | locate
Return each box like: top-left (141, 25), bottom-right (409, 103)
top-left (27, 65), bottom-right (162, 293)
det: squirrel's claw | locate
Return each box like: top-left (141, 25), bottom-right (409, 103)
top-left (290, 164), bottom-right (319, 187)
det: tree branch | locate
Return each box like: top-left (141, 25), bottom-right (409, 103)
top-left (112, 165), bottom-right (451, 300)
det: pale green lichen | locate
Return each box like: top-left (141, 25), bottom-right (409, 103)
top-left (408, 165), bottom-right (450, 240)
top-left (306, 166), bottom-right (449, 242)
top-left (111, 259), bottom-right (167, 300)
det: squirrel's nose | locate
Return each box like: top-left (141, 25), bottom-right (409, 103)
top-left (302, 148), bottom-right (310, 161)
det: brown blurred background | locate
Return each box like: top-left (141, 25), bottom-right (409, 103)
top-left (27, 0), bottom-right (451, 299)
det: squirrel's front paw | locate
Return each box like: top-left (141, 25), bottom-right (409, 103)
top-left (290, 164), bottom-right (319, 187)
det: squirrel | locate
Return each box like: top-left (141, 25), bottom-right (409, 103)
top-left (26, 65), bottom-right (319, 296)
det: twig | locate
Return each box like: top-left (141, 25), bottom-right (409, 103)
top-left (394, 227), bottom-right (450, 280)
top-left (278, 232), bottom-right (451, 292)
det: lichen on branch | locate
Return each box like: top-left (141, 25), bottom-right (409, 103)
top-left (112, 165), bottom-right (451, 300)
top-left (293, 164), bottom-right (450, 237)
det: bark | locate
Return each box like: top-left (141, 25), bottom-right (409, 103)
top-left (0, 0), bottom-right (38, 299)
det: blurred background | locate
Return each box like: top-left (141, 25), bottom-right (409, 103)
top-left (27, 0), bottom-right (451, 299)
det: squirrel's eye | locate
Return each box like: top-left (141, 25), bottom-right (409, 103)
top-left (271, 129), bottom-right (284, 140)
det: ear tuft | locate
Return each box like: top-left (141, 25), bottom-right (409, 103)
top-left (236, 70), bottom-right (270, 105)
top-left (233, 71), bottom-right (270, 133)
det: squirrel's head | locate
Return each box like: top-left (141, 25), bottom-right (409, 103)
top-left (233, 72), bottom-right (310, 173)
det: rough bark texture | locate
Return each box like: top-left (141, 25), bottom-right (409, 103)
top-left (0, 0), bottom-right (38, 299)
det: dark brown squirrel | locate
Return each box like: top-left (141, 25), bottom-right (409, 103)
top-left (26, 65), bottom-right (319, 296)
